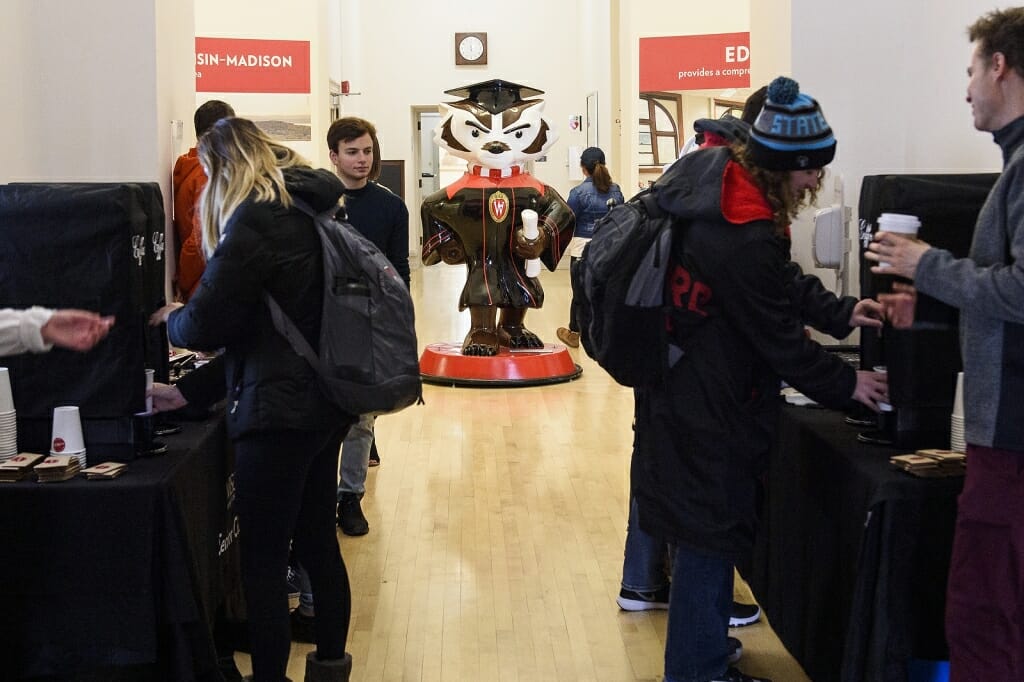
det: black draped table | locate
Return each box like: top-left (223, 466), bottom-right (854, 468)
top-left (0, 415), bottom-right (241, 681)
top-left (750, 405), bottom-right (963, 682)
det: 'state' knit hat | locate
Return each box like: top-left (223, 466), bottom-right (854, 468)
top-left (749, 76), bottom-right (836, 171)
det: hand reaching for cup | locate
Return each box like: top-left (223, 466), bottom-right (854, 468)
top-left (41, 310), bottom-right (115, 352)
top-left (849, 298), bottom-right (884, 329)
top-left (148, 382), bottom-right (187, 413)
top-left (149, 302), bottom-right (184, 326)
top-left (851, 369), bottom-right (889, 412)
top-left (878, 282), bottom-right (917, 329)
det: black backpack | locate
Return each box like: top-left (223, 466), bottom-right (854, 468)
top-left (572, 189), bottom-right (686, 387)
top-left (265, 198), bottom-right (423, 416)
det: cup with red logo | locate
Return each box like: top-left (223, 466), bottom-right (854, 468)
top-left (51, 405), bottom-right (86, 466)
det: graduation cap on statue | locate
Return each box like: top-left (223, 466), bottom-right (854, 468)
top-left (444, 79), bottom-right (545, 114)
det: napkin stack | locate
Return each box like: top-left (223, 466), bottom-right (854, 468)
top-left (0, 452), bottom-right (44, 482)
top-left (82, 461), bottom-right (127, 480)
top-left (890, 449), bottom-right (967, 477)
top-left (35, 454), bottom-right (81, 482)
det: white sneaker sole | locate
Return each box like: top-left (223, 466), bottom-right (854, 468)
top-left (729, 606), bottom-right (762, 628)
top-left (616, 595), bottom-right (668, 611)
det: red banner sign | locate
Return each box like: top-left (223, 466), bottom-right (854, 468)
top-left (640, 32), bottom-right (750, 92)
top-left (195, 37), bottom-right (310, 94)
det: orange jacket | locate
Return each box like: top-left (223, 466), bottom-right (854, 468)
top-left (171, 148), bottom-right (208, 301)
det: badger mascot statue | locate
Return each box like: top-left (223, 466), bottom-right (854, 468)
top-left (421, 79), bottom-right (575, 356)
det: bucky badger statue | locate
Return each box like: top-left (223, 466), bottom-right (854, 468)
top-left (421, 79), bottom-right (575, 356)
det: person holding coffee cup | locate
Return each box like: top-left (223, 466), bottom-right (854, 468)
top-left (629, 76), bottom-right (888, 682)
top-left (865, 9), bottom-right (1024, 680)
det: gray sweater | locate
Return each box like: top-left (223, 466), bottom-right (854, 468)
top-left (915, 114), bottom-right (1024, 451)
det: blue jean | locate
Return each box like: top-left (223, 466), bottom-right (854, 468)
top-left (663, 543), bottom-right (733, 682)
top-left (622, 496), bottom-right (670, 592)
top-left (337, 413), bottom-right (375, 497)
top-left (569, 256), bottom-right (581, 332)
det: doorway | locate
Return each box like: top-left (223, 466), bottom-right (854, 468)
top-left (411, 107), bottom-right (442, 261)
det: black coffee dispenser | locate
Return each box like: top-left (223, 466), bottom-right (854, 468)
top-left (856, 173), bottom-right (997, 449)
top-left (0, 182), bottom-right (170, 460)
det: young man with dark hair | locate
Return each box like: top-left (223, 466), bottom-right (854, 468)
top-left (325, 116), bottom-right (410, 537)
top-left (172, 99), bottom-right (235, 301)
top-left (869, 8), bottom-right (1024, 679)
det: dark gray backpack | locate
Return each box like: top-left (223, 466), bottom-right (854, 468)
top-left (571, 189), bottom-right (685, 387)
top-left (265, 198), bottom-right (423, 416)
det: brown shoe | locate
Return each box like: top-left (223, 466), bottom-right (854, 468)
top-left (556, 327), bottom-right (580, 348)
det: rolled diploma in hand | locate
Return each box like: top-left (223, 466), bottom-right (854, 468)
top-left (521, 209), bottom-right (541, 277)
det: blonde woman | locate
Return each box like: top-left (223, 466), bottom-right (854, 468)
top-left (151, 117), bottom-right (354, 682)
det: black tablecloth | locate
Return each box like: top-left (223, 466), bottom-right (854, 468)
top-left (750, 406), bottom-right (962, 682)
top-left (0, 416), bottom-right (239, 681)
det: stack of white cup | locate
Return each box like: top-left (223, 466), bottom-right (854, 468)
top-left (51, 405), bottom-right (87, 468)
top-left (951, 372), bottom-right (966, 453)
top-left (0, 368), bottom-right (17, 461)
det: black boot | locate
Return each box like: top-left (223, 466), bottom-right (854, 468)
top-left (336, 493), bottom-right (369, 536)
top-left (304, 651), bottom-right (352, 682)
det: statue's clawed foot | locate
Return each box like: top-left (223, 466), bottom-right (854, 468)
top-left (500, 325), bottom-right (544, 349)
top-left (462, 328), bottom-right (500, 356)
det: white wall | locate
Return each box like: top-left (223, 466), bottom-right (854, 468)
top-left (788, 0), bottom-right (1004, 335)
top-left (0, 0), bottom-right (192, 187)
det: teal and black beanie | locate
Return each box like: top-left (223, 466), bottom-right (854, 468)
top-left (749, 76), bottom-right (836, 171)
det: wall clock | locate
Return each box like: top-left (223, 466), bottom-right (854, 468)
top-left (455, 32), bottom-right (487, 66)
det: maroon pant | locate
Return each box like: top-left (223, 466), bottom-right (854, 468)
top-left (946, 444), bottom-right (1024, 681)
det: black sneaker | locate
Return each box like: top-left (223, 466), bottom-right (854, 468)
top-left (217, 654), bottom-right (244, 682)
top-left (337, 494), bottom-right (369, 536)
top-left (290, 608), bottom-right (316, 643)
top-left (711, 667), bottom-right (771, 682)
top-left (729, 601), bottom-right (761, 628)
top-left (727, 636), bottom-right (742, 664)
top-left (616, 586), bottom-right (670, 611)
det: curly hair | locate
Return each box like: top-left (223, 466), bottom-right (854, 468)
top-left (732, 143), bottom-right (822, 234)
top-left (969, 7), bottom-right (1024, 76)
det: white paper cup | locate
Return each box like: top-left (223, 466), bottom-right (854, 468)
top-left (51, 405), bottom-right (85, 453)
top-left (145, 368), bottom-right (155, 414)
top-left (877, 214), bottom-right (921, 268)
top-left (878, 213), bottom-right (921, 235)
top-left (952, 371), bottom-right (965, 418)
top-left (0, 367), bottom-right (13, 413)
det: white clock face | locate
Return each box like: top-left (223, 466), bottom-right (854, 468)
top-left (459, 36), bottom-right (484, 61)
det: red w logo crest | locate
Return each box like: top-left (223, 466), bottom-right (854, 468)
top-left (488, 191), bottom-right (509, 222)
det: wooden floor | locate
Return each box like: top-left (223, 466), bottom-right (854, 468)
top-left (236, 264), bottom-right (811, 682)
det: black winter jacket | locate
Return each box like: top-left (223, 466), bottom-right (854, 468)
top-left (169, 167), bottom-right (351, 440)
top-left (632, 146), bottom-right (858, 563)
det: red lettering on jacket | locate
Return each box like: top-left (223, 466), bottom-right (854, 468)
top-left (667, 263), bottom-right (711, 317)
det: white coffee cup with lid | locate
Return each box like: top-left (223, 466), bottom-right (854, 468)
top-left (876, 213), bottom-right (921, 268)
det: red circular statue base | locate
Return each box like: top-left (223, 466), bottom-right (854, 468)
top-left (419, 342), bottom-right (582, 387)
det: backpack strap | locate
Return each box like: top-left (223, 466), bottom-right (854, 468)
top-left (264, 292), bottom-right (322, 371)
top-left (263, 195), bottom-right (323, 373)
